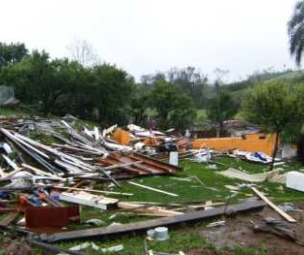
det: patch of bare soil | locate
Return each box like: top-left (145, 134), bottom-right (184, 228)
top-left (185, 202), bottom-right (304, 255)
top-left (0, 237), bottom-right (33, 255)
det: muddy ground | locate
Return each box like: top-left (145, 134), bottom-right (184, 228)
top-left (186, 201), bottom-right (304, 255)
top-left (2, 202), bottom-right (304, 254)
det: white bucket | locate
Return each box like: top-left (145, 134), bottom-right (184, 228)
top-left (153, 227), bottom-right (169, 241)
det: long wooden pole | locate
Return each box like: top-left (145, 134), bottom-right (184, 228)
top-left (251, 187), bottom-right (296, 223)
top-left (128, 181), bottom-right (178, 197)
top-left (53, 186), bottom-right (133, 197)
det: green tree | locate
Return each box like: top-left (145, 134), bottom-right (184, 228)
top-left (1, 50), bottom-right (83, 116)
top-left (242, 79), bottom-right (304, 170)
top-left (129, 84), bottom-right (150, 126)
top-left (149, 80), bottom-right (196, 131)
top-left (88, 63), bottom-right (135, 125)
top-left (288, 1), bottom-right (304, 66)
top-left (0, 42), bottom-right (29, 68)
top-left (167, 67), bottom-right (208, 108)
top-left (207, 89), bottom-right (238, 137)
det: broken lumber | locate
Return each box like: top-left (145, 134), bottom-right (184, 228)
top-left (251, 187), bottom-right (296, 223)
top-left (59, 191), bottom-right (118, 210)
top-left (128, 181), bottom-right (178, 197)
top-left (27, 238), bottom-right (86, 255)
top-left (118, 201), bottom-right (183, 217)
top-left (39, 199), bottom-right (265, 242)
top-left (53, 186), bottom-right (133, 196)
top-left (0, 212), bottom-right (19, 227)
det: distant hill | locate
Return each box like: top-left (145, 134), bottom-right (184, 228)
top-left (224, 69), bottom-right (304, 103)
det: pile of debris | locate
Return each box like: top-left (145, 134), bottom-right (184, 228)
top-left (0, 116), bottom-right (299, 254)
top-left (0, 116), bottom-right (190, 251)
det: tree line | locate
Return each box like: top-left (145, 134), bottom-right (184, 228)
top-left (1, 2), bottom-right (304, 166)
top-left (0, 42), bottom-right (239, 132)
top-left (0, 25), bottom-right (304, 157)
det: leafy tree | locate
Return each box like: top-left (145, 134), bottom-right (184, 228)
top-left (141, 72), bottom-right (166, 85)
top-left (129, 84), bottom-right (150, 126)
top-left (167, 67), bottom-right (208, 108)
top-left (141, 67), bottom-right (208, 108)
top-left (47, 58), bottom-right (86, 116)
top-left (1, 50), bottom-right (83, 116)
top-left (242, 79), bottom-right (304, 170)
top-left (0, 42), bottom-right (29, 68)
top-left (288, 1), bottom-right (304, 66)
top-left (88, 63), bottom-right (135, 125)
top-left (149, 80), bottom-right (196, 131)
top-left (207, 88), bottom-right (238, 137)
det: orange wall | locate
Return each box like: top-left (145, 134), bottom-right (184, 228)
top-left (192, 133), bottom-right (277, 156)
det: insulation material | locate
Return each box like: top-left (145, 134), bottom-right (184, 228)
top-left (286, 171), bottom-right (304, 192)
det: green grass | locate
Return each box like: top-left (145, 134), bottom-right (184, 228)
top-left (0, 105), bottom-right (37, 117)
top-left (58, 226), bottom-right (214, 255)
top-left (0, 108), bottom-right (24, 117)
top-left (53, 156), bottom-right (304, 254)
top-left (196, 109), bottom-right (207, 121)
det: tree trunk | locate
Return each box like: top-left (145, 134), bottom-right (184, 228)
top-left (269, 131), bottom-right (280, 171)
top-left (218, 121), bottom-right (223, 137)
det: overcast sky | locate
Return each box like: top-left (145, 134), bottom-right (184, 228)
top-left (0, 0), bottom-right (299, 82)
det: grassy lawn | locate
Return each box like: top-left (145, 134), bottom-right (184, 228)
top-left (54, 156), bottom-right (304, 254)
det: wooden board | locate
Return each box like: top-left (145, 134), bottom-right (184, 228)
top-left (251, 187), bottom-right (296, 223)
top-left (40, 200), bottom-right (265, 242)
top-left (59, 191), bottom-right (118, 210)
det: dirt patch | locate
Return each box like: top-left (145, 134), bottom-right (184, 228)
top-left (0, 237), bottom-right (32, 255)
top-left (185, 203), bottom-right (304, 255)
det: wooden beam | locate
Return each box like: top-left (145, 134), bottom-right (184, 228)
top-left (53, 186), bottom-right (133, 197)
top-left (0, 212), bottom-right (19, 226)
top-left (128, 181), bottom-right (178, 197)
top-left (39, 200), bottom-right (265, 242)
top-left (59, 191), bottom-right (118, 210)
top-left (251, 187), bottom-right (296, 223)
top-left (118, 201), bottom-right (183, 217)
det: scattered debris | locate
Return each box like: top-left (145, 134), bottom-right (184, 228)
top-left (0, 116), bottom-right (298, 254)
top-left (39, 199), bottom-right (265, 242)
top-left (69, 242), bottom-right (124, 253)
top-left (206, 220), bottom-right (226, 228)
top-left (218, 168), bottom-right (286, 183)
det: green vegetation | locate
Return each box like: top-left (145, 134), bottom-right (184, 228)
top-left (52, 157), bottom-right (304, 254)
top-left (207, 88), bottom-right (238, 136)
top-left (242, 79), bottom-right (304, 170)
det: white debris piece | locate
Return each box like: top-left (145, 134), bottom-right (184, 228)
top-left (69, 242), bottom-right (124, 252)
top-left (286, 171), bottom-right (304, 192)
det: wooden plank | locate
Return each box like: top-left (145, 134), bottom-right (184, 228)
top-left (0, 212), bottom-right (19, 226)
top-left (59, 191), bottom-right (118, 210)
top-left (54, 186), bottom-right (133, 197)
top-left (128, 181), bottom-right (178, 197)
top-left (40, 200), bottom-right (265, 242)
top-left (66, 180), bottom-right (86, 193)
top-left (251, 187), bottom-right (296, 223)
top-left (118, 202), bottom-right (183, 217)
top-left (134, 152), bottom-right (182, 171)
top-left (129, 155), bottom-right (174, 173)
top-left (100, 157), bottom-right (150, 175)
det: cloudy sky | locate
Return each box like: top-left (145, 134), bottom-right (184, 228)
top-left (0, 0), bottom-right (299, 82)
